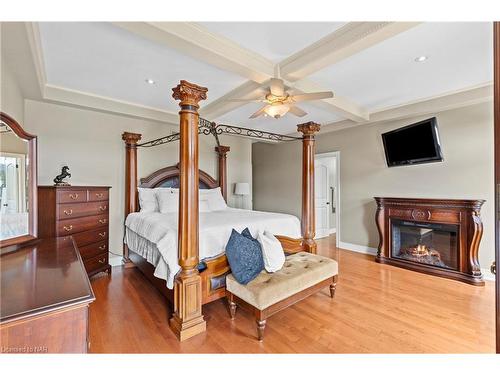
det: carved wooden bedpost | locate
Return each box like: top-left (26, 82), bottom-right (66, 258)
top-left (170, 80), bottom-right (208, 341)
top-left (215, 145), bottom-right (230, 201)
top-left (122, 131), bottom-right (142, 261)
top-left (297, 122), bottom-right (321, 254)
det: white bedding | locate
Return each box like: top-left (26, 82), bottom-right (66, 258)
top-left (124, 208), bottom-right (301, 288)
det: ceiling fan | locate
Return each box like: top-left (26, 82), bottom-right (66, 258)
top-left (230, 78), bottom-right (333, 119)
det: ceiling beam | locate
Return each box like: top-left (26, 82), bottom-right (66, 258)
top-left (200, 81), bottom-right (267, 119)
top-left (113, 22), bottom-right (275, 83)
top-left (290, 79), bottom-right (370, 122)
top-left (280, 22), bottom-right (421, 81)
top-left (113, 22), bottom-right (372, 122)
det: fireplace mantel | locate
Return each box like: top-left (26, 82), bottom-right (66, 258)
top-left (374, 197), bottom-right (485, 286)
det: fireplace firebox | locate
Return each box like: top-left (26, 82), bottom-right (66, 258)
top-left (375, 197), bottom-right (485, 285)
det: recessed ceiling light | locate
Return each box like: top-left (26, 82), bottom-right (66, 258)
top-left (145, 78), bottom-right (156, 84)
top-left (414, 56), bottom-right (428, 63)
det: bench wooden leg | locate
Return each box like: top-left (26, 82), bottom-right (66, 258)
top-left (330, 275), bottom-right (337, 298)
top-left (227, 292), bottom-right (237, 320)
top-left (256, 319), bottom-right (266, 341)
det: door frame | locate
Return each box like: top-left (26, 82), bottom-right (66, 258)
top-left (315, 151), bottom-right (340, 248)
top-left (494, 21), bottom-right (499, 354)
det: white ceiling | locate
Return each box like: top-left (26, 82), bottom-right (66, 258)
top-left (199, 22), bottom-right (346, 62)
top-left (39, 22), bottom-right (248, 112)
top-left (309, 22), bottom-right (493, 111)
top-left (34, 21), bottom-right (493, 134)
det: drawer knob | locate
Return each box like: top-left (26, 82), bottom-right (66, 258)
top-left (98, 232), bottom-right (106, 238)
top-left (63, 225), bottom-right (73, 232)
top-left (98, 258), bottom-right (106, 264)
top-left (99, 205), bottom-right (107, 211)
top-left (99, 219), bottom-right (107, 224)
top-left (99, 245), bottom-right (106, 250)
top-left (63, 209), bottom-right (73, 216)
top-left (95, 193), bottom-right (104, 198)
top-left (69, 193), bottom-right (79, 200)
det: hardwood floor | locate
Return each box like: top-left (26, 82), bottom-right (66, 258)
top-left (88, 235), bottom-right (495, 353)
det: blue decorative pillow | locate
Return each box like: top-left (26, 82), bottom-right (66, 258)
top-left (241, 227), bottom-right (258, 243)
top-left (225, 229), bottom-right (264, 285)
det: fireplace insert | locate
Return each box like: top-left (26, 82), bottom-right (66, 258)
top-left (391, 219), bottom-right (459, 270)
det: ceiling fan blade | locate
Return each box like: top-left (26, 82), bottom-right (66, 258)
top-left (249, 105), bottom-right (269, 119)
top-left (288, 105), bottom-right (308, 117)
top-left (289, 91), bottom-right (334, 103)
top-left (226, 98), bottom-right (265, 102)
top-left (269, 78), bottom-right (285, 97)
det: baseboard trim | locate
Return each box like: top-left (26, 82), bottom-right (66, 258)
top-left (481, 268), bottom-right (495, 281)
top-left (338, 241), bottom-right (378, 256)
top-left (329, 228), bottom-right (337, 234)
top-left (109, 254), bottom-right (123, 267)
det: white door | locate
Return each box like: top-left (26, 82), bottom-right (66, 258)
top-left (315, 161), bottom-right (329, 238)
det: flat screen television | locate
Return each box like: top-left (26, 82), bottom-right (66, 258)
top-left (382, 117), bottom-right (443, 167)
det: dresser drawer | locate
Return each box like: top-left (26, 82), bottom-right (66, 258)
top-left (84, 253), bottom-right (108, 274)
top-left (79, 240), bottom-right (108, 260)
top-left (57, 201), bottom-right (109, 220)
top-left (65, 228), bottom-right (108, 247)
top-left (57, 189), bottom-right (88, 204)
top-left (88, 189), bottom-right (109, 202)
top-left (57, 214), bottom-right (108, 236)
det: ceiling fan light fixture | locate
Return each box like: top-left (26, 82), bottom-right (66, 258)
top-left (264, 103), bottom-right (289, 119)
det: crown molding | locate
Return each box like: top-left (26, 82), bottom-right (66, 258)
top-left (25, 22), bottom-right (46, 95)
top-left (24, 22), bottom-right (178, 124)
top-left (44, 84), bottom-right (178, 124)
top-left (319, 83), bottom-right (493, 134)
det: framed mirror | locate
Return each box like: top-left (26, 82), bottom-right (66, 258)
top-left (0, 112), bottom-right (37, 248)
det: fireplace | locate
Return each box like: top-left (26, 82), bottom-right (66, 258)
top-left (391, 219), bottom-right (458, 270)
top-left (375, 197), bottom-right (485, 285)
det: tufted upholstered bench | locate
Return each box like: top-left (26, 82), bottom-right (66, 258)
top-left (226, 252), bottom-right (338, 341)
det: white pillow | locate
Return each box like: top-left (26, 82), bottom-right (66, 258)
top-left (199, 197), bottom-right (211, 213)
top-left (157, 189), bottom-right (179, 213)
top-left (157, 188), bottom-right (212, 213)
top-left (204, 187), bottom-right (227, 211)
top-left (257, 231), bottom-right (285, 272)
top-left (138, 188), bottom-right (159, 213)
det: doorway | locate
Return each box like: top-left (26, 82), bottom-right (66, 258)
top-left (315, 152), bottom-right (340, 248)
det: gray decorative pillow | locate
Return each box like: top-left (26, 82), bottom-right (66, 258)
top-left (225, 229), bottom-right (264, 285)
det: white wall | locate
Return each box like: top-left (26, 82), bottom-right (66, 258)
top-left (24, 99), bottom-right (253, 256)
top-left (253, 102), bottom-right (495, 276)
top-left (1, 57), bottom-right (25, 124)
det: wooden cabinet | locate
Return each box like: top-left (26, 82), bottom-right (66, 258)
top-left (38, 186), bottom-right (111, 276)
top-left (0, 238), bottom-right (95, 353)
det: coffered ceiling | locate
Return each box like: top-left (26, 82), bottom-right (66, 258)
top-left (23, 21), bottom-right (493, 134)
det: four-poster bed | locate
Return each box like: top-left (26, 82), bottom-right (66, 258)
top-left (122, 80), bottom-right (321, 341)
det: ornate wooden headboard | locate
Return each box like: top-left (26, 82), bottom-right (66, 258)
top-left (139, 164), bottom-right (219, 189)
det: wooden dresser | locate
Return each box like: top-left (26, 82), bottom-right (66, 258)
top-left (1, 238), bottom-right (95, 353)
top-left (38, 186), bottom-right (111, 276)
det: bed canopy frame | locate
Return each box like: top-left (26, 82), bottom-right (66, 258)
top-left (122, 80), bottom-right (321, 341)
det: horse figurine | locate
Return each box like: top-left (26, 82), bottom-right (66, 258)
top-left (54, 166), bottom-right (72, 186)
